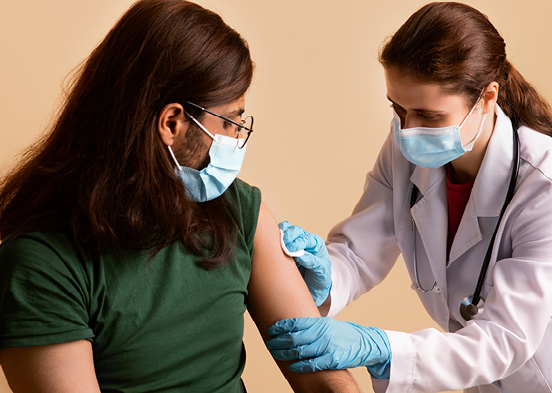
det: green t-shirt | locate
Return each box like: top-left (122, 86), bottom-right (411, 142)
top-left (0, 179), bottom-right (261, 393)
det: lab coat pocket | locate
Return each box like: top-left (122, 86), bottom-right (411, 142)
top-left (495, 357), bottom-right (552, 393)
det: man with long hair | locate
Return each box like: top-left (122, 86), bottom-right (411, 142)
top-left (0, 1), bottom-right (359, 392)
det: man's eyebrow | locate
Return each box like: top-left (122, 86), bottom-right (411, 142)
top-left (224, 108), bottom-right (245, 118)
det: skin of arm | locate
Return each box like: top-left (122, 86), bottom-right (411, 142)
top-left (0, 339), bottom-right (101, 393)
top-left (318, 293), bottom-right (332, 317)
top-left (246, 202), bottom-right (360, 393)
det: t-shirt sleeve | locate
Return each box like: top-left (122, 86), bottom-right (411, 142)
top-left (229, 178), bottom-right (262, 255)
top-left (0, 233), bottom-right (94, 348)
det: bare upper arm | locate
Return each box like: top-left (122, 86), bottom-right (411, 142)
top-left (0, 340), bottom-right (101, 393)
top-left (246, 202), bottom-right (360, 393)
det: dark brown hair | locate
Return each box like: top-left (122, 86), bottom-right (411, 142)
top-left (379, 2), bottom-right (552, 134)
top-left (0, 0), bottom-right (254, 268)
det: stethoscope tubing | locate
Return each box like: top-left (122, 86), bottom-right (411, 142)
top-left (470, 125), bottom-right (520, 307)
top-left (410, 123), bottom-right (520, 320)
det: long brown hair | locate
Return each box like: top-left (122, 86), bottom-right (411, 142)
top-left (0, 0), bottom-right (254, 268)
top-left (379, 2), bottom-right (552, 134)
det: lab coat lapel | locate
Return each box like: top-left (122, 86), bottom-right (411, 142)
top-left (448, 197), bottom-right (482, 263)
top-left (449, 105), bottom-right (515, 263)
top-left (410, 166), bottom-right (449, 298)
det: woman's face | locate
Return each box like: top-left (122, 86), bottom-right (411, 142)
top-left (384, 68), bottom-right (487, 148)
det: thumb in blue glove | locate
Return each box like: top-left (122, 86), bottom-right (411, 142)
top-left (278, 221), bottom-right (332, 307)
top-left (266, 317), bottom-right (391, 379)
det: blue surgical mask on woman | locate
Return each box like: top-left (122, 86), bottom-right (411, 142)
top-left (393, 99), bottom-right (487, 168)
top-left (167, 115), bottom-right (246, 202)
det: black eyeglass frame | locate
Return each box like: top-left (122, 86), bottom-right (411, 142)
top-left (182, 101), bottom-right (254, 149)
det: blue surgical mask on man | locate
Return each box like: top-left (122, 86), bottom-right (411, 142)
top-left (393, 99), bottom-right (487, 168)
top-left (167, 115), bottom-right (246, 202)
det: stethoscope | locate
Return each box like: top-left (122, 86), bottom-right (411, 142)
top-left (410, 124), bottom-right (520, 321)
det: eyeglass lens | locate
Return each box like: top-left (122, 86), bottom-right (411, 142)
top-left (237, 116), bottom-right (253, 148)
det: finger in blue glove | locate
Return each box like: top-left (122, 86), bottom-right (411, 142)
top-left (277, 222), bottom-right (332, 306)
top-left (280, 229), bottom-right (305, 257)
top-left (266, 317), bottom-right (391, 378)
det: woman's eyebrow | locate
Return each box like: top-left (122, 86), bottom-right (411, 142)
top-left (386, 96), bottom-right (444, 114)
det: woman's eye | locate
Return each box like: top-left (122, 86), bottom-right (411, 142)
top-left (389, 102), bottom-right (442, 123)
top-left (421, 114), bottom-right (440, 121)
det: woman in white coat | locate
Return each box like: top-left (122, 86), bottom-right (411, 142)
top-left (266, 2), bottom-right (552, 393)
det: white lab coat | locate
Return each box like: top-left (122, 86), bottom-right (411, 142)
top-left (326, 105), bottom-right (552, 393)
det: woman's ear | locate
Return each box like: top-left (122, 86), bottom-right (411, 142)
top-left (482, 81), bottom-right (499, 114)
top-left (157, 103), bottom-right (188, 146)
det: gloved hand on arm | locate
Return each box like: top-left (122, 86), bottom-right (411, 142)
top-left (278, 221), bottom-right (332, 307)
top-left (266, 317), bottom-right (391, 379)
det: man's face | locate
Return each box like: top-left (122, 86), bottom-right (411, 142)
top-left (174, 96), bottom-right (247, 170)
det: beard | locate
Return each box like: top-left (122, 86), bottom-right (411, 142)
top-left (173, 122), bottom-right (210, 170)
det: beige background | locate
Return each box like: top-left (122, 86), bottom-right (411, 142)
top-left (1, 1), bottom-right (551, 392)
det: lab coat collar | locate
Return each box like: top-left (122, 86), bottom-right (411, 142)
top-left (447, 106), bottom-right (515, 262)
top-left (472, 104), bottom-right (515, 218)
top-left (408, 105), bottom-right (516, 292)
top-left (409, 162), bottom-right (446, 198)
top-left (447, 106), bottom-right (516, 263)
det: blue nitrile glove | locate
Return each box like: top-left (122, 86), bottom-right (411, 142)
top-left (266, 317), bottom-right (391, 379)
top-left (278, 221), bottom-right (332, 306)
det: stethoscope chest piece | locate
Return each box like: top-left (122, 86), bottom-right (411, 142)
top-left (460, 294), bottom-right (485, 321)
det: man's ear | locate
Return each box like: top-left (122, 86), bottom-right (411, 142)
top-left (157, 103), bottom-right (188, 146)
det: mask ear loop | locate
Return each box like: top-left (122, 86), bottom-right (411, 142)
top-left (167, 145), bottom-right (181, 168)
top-left (186, 113), bottom-right (216, 141)
top-left (459, 90), bottom-right (485, 129)
top-left (459, 90), bottom-right (487, 150)
top-left (165, 112), bottom-right (212, 168)
top-left (462, 113), bottom-right (488, 151)
top-left (166, 113), bottom-right (216, 170)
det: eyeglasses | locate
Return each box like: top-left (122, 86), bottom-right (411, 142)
top-left (182, 101), bottom-right (254, 149)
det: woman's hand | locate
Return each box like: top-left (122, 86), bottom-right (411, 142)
top-left (278, 221), bottom-right (332, 306)
top-left (266, 317), bottom-right (391, 379)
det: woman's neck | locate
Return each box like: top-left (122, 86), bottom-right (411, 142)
top-left (449, 112), bottom-right (496, 184)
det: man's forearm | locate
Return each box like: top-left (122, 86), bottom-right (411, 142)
top-left (285, 368), bottom-right (361, 393)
